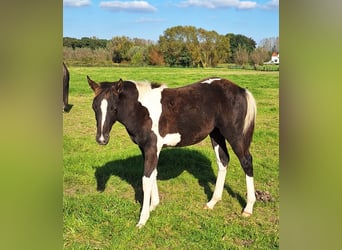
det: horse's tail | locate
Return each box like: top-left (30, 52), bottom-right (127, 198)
top-left (242, 89), bottom-right (257, 139)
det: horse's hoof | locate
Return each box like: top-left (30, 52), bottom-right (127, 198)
top-left (203, 204), bottom-right (212, 210)
top-left (136, 223), bottom-right (144, 229)
top-left (149, 203), bottom-right (159, 212)
top-left (241, 211), bottom-right (252, 217)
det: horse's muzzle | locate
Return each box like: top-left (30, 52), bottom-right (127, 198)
top-left (96, 134), bottom-right (109, 145)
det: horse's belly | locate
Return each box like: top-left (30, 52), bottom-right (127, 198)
top-left (174, 130), bottom-right (210, 147)
top-left (159, 113), bottom-right (215, 147)
top-left (162, 133), bottom-right (182, 147)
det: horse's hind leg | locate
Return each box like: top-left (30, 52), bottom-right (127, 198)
top-left (230, 140), bottom-right (256, 216)
top-left (205, 128), bottom-right (229, 209)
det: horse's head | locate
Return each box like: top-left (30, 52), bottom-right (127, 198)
top-left (87, 76), bottom-right (123, 145)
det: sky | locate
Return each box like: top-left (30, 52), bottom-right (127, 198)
top-left (63, 0), bottom-right (278, 45)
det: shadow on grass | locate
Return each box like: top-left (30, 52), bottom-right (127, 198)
top-left (94, 148), bottom-right (245, 208)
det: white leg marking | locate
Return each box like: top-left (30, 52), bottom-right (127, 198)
top-left (150, 169), bottom-right (159, 211)
top-left (134, 83), bottom-right (182, 227)
top-left (206, 145), bottom-right (227, 209)
top-left (242, 175), bottom-right (256, 216)
top-left (99, 99), bottom-right (108, 142)
top-left (201, 78), bottom-right (221, 84)
top-left (137, 169), bottom-right (157, 228)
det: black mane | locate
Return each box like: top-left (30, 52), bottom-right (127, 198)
top-left (151, 82), bottom-right (162, 89)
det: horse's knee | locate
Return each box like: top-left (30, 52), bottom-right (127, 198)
top-left (220, 153), bottom-right (229, 167)
top-left (241, 154), bottom-right (253, 177)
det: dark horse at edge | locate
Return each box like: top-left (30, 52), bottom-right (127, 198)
top-left (63, 62), bottom-right (70, 112)
top-left (87, 76), bottom-right (257, 228)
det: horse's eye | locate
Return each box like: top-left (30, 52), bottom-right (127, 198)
top-left (110, 105), bottom-right (116, 113)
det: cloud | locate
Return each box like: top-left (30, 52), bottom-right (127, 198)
top-left (63, 0), bottom-right (91, 7)
top-left (135, 17), bottom-right (166, 23)
top-left (262, 0), bottom-right (279, 9)
top-left (179, 0), bottom-right (258, 10)
top-left (100, 1), bottom-right (157, 12)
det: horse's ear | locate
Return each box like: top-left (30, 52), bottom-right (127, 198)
top-left (87, 75), bottom-right (99, 93)
top-left (113, 78), bottom-right (124, 95)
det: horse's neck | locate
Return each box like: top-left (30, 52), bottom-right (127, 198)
top-left (117, 101), bottom-right (146, 135)
top-left (117, 82), bottom-right (159, 136)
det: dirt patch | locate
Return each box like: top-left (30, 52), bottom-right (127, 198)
top-left (255, 190), bottom-right (274, 202)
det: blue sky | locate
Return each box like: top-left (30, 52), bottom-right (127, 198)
top-left (63, 0), bottom-right (278, 45)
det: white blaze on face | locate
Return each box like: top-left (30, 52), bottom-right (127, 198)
top-left (201, 78), bottom-right (221, 84)
top-left (99, 98), bottom-right (108, 141)
top-left (134, 82), bottom-right (181, 152)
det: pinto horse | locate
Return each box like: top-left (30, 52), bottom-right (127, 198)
top-left (87, 76), bottom-right (257, 228)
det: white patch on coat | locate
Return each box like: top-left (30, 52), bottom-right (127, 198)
top-left (201, 78), bottom-right (221, 84)
top-left (163, 133), bottom-right (181, 146)
top-left (99, 99), bottom-right (108, 142)
top-left (243, 90), bottom-right (257, 135)
top-left (133, 81), bottom-right (181, 151)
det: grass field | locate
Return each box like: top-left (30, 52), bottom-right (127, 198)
top-left (63, 66), bottom-right (279, 249)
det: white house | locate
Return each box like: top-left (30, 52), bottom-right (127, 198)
top-left (265, 52), bottom-right (279, 64)
top-left (271, 52), bottom-right (279, 64)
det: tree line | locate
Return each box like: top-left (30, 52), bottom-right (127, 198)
top-left (63, 25), bottom-right (279, 67)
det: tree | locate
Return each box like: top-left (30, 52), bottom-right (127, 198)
top-left (147, 45), bottom-right (164, 66)
top-left (182, 26), bottom-right (201, 67)
top-left (214, 34), bottom-right (230, 64)
top-left (250, 47), bottom-right (269, 66)
top-left (259, 36), bottom-right (279, 53)
top-left (63, 37), bottom-right (82, 49)
top-left (235, 45), bottom-right (249, 65)
top-left (198, 28), bottom-right (216, 67)
top-left (226, 33), bottom-right (256, 63)
top-left (158, 26), bottom-right (195, 67)
top-left (129, 46), bottom-right (147, 66)
top-left (63, 37), bottom-right (107, 50)
top-left (158, 26), bottom-right (230, 67)
top-left (106, 36), bottom-right (133, 63)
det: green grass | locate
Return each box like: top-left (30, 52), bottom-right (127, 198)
top-left (63, 66), bottom-right (279, 249)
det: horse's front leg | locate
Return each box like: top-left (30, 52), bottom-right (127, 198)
top-left (136, 145), bottom-right (159, 228)
top-left (150, 169), bottom-right (160, 211)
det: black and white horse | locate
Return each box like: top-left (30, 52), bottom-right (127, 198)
top-left (87, 76), bottom-right (257, 228)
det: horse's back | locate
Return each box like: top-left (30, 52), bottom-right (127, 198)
top-left (162, 77), bottom-right (247, 115)
top-left (158, 77), bottom-right (248, 146)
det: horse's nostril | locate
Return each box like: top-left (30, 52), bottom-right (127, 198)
top-left (97, 135), bottom-right (109, 145)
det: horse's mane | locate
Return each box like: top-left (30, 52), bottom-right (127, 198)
top-left (130, 80), bottom-right (167, 100)
top-left (94, 82), bottom-right (114, 97)
top-left (151, 82), bottom-right (163, 89)
top-left (95, 80), bottom-right (167, 98)
top-left (132, 80), bottom-right (166, 89)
